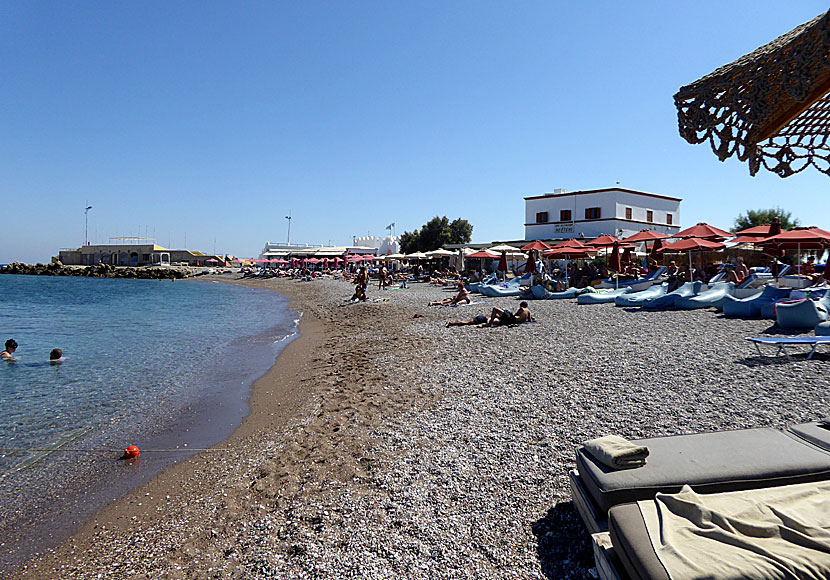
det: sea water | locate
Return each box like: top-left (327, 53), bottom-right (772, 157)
top-left (0, 275), bottom-right (297, 572)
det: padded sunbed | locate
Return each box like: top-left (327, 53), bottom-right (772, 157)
top-left (479, 284), bottom-right (523, 297)
top-left (775, 295), bottom-right (830, 329)
top-left (639, 281), bottom-right (703, 310)
top-left (604, 479), bottom-right (830, 580)
top-left (614, 284), bottom-right (667, 307)
top-left (570, 422), bottom-right (830, 534)
top-left (674, 282), bottom-right (735, 310)
top-left (599, 267), bottom-right (666, 290)
top-left (577, 287), bottom-right (631, 304)
top-left (721, 284), bottom-right (791, 317)
top-left (530, 285), bottom-right (593, 299)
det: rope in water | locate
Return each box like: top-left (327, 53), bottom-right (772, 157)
top-left (0, 447), bottom-right (224, 453)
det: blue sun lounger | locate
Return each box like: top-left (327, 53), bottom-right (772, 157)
top-left (746, 336), bottom-right (830, 360)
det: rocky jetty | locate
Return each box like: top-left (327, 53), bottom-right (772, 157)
top-left (0, 261), bottom-right (190, 279)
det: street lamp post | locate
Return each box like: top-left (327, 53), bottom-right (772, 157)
top-left (285, 212), bottom-right (292, 245)
top-left (84, 205), bottom-right (93, 246)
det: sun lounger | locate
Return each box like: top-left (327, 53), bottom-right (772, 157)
top-left (720, 284), bottom-right (791, 316)
top-left (599, 479), bottom-right (830, 580)
top-left (746, 336), bottom-right (830, 359)
top-left (613, 284), bottom-right (667, 307)
top-left (639, 281), bottom-right (703, 309)
top-left (577, 287), bottom-right (631, 304)
top-left (673, 282), bottom-right (736, 310)
top-left (479, 284), bottom-right (524, 297)
top-left (569, 422), bottom-right (830, 534)
top-left (599, 267), bottom-right (666, 290)
top-left (736, 272), bottom-right (774, 290)
top-left (775, 294), bottom-right (830, 329)
top-left (530, 285), bottom-right (593, 299)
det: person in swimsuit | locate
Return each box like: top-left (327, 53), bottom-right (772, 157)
top-left (50, 349), bottom-right (63, 362)
top-left (485, 302), bottom-right (532, 327)
top-left (429, 282), bottom-right (471, 306)
top-left (1, 339), bottom-right (18, 361)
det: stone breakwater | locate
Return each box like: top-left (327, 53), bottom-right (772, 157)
top-left (0, 262), bottom-right (190, 279)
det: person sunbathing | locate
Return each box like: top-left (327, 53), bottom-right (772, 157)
top-left (484, 302), bottom-right (532, 327)
top-left (429, 282), bottom-right (470, 306)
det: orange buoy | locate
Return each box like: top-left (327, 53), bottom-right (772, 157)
top-left (123, 445), bottom-right (140, 459)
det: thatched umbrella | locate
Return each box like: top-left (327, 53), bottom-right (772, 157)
top-left (674, 10), bottom-right (830, 177)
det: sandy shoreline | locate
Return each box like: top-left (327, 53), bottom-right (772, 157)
top-left (12, 276), bottom-right (830, 579)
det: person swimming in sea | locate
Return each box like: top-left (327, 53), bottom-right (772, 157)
top-left (50, 348), bottom-right (63, 363)
top-left (1, 339), bottom-right (17, 361)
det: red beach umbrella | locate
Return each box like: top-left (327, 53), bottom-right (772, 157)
top-left (733, 224), bottom-right (776, 237)
top-left (550, 238), bottom-right (588, 250)
top-left (649, 238), bottom-right (663, 260)
top-left (467, 250), bottom-right (497, 259)
top-left (660, 237), bottom-right (725, 282)
top-left (524, 252), bottom-right (537, 273)
top-left (621, 247), bottom-right (633, 265)
top-left (586, 234), bottom-right (623, 247)
top-left (497, 252), bottom-right (508, 272)
top-left (622, 229), bottom-right (669, 243)
top-left (544, 247), bottom-right (594, 259)
top-left (674, 222), bottom-right (732, 241)
top-left (521, 240), bottom-right (552, 251)
top-left (758, 226), bottom-right (830, 274)
top-left (608, 242), bottom-right (622, 272)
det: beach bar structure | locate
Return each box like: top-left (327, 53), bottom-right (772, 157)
top-left (524, 187), bottom-right (681, 241)
top-left (58, 243), bottom-right (221, 267)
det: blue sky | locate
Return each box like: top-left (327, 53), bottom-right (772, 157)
top-left (2, 1), bottom-right (827, 263)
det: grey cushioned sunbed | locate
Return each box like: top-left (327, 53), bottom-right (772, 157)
top-left (608, 503), bottom-right (669, 580)
top-left (573, 423), bottom-right (830, 532)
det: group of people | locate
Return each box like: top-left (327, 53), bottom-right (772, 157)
top-left (1, 339), bottom-right (63, 363)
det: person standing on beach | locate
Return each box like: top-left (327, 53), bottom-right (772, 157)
top-left (1, 339), bottom-right (18, 360)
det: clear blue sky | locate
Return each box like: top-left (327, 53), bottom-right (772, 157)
top-left (2, 1), bottom-right (827, 263)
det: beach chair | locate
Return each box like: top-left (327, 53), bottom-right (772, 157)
top-left (720, 284), bottom-right (791, 316)
top-left (577, 287), bottom-right (631, 304)
top-left (746, 336), bottom-right (830, 360)
top-left (639, 281), bottom-right (703, 310)
top-left (596, 479), bottom-right (830, 580)
top-left (569, 421), bottom-right (830, 535)
top-left (774, 294), bottom-right (830, 329)
top-left (599, 267), bottom-right (666, 290)
top-left (613, 284), bottom-right (667, 307)
top-left (673, 282), bottom-right (736, 310)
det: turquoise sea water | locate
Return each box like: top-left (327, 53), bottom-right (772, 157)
top-left (0, 275), bottom-right (297, 572)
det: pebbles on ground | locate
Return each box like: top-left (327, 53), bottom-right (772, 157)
top-left (15, 277), bottom-right (830, 580)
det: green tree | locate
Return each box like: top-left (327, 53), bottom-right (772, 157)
top-left (399, 216), bottom-right (474, 253)
top-left (733, 207), bottom-right (800, 231)
top-left (399, 229), bottom-right (420, 254)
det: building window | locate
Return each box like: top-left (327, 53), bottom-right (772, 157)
top-left (536, 211), bottom-right (548, 223)
top-left (585, 207), bottom-right (601, 220)
top-left (666, 213), bottom-right (673, 225)
top-left (142, 254), bottom-right (150, 261)
top-left (646, 210), bottom-right (653, 223)
top-left (560, 209), bottom-right (572, 222)
top-left (625, 207), bottom-right (632, 220)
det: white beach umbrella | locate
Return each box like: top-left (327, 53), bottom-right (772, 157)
top-left (426, 248), bottom-right (454, 257)
top-left (406, 251), bottom-right (428, 259)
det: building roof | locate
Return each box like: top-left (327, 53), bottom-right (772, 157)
top-left (524, 187), bottom-right (682, 202)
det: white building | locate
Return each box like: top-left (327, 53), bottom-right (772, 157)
top-left (524, 187), bottom-right (682, 240)
top-left (353, 235), bottom-right (400, 255)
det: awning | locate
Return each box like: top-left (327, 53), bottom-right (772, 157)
top-left (674, 10), bottom-right (830, 177)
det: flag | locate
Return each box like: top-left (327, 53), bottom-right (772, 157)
top-left (386, 222), bottom-right (395, 230)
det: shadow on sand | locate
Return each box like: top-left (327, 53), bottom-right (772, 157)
top-left (531, 501), bottom-right (595, 580)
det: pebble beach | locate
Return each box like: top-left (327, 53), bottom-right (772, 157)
top-left (13, 276), bottom-right (830, 579)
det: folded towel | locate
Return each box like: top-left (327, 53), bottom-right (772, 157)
top-left (583, 435), bottom-right (649, 470)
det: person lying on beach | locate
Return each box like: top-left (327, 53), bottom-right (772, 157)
top-left (1, 339), bottom-right (17, 361)
top-left (484, 302), bottom-right (532, 327)
top-left (428, 282), bottom-right (470, 306)
top-left (446, 314), bottom-right (491, 327)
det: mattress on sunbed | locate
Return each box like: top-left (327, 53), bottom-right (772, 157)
top-left (790, 421), bottom-right (830, 452)
top-left (608, 502), bottom-right (669, 580)
top-left (575, 427), bottom-right (830, 514)
top-left (609, 480), bottom-right (830, 580)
